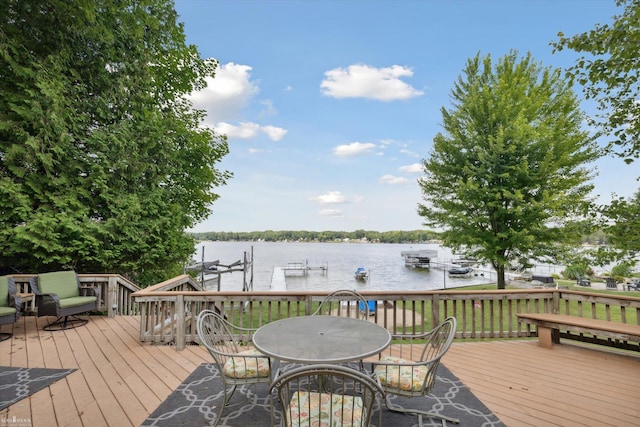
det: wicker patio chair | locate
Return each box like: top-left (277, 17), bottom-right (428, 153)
top-left (30, 270), bottom-right (99, 331)
top-left (370, 316), bottom-right (458, 425)
top-left (196, 309), bottom-right (275, 427)
top-left (270, 363), bottom-right (384, 427)
top-left (312, 289), bottom-right (373, 320)
top-left (0, 276), bottom-right (21, 342)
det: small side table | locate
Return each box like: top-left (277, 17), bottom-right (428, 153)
top-left (16, 292), bottom-right (36, 314)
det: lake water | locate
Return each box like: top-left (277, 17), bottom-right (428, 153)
top-left (192, 241), bottom-right (519, 292)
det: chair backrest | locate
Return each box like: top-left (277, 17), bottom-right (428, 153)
top-left (0, 276), bottom-right (14, 307)
top-left (270, 364), bottom-right (383, 427)
top-left (196, 309), bottom-right (241, 361)
top-left (375, 316), bottom-right (457, 398)
top-left (37, 271), bottom-right (80, 299)
top-left (418, 316), bottom-right (457, 363)
top-left (312, 289), bottom-right (371, 320)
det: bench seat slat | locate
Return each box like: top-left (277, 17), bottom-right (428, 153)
top-left (517, 313), bottom-right (640, 348)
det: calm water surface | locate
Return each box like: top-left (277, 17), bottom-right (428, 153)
top-left (192, 241), bottom-right (503, 292)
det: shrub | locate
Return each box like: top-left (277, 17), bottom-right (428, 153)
top-left (611, 262), bottom-right (633, 278)
top-left (562, 262), bottom-right (591, 279)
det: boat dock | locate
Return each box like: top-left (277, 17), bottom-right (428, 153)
top-left (401, 249), bottom-right (438, 269)
top-left (270, 260), bottom-right (328, 290)
top-left (270, 267), bottom-right (287, 290)
top-left (281, 260), bottom-right (328, 276)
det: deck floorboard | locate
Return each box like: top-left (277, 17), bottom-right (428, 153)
top-left (1, 315), bottom-right (639, 426)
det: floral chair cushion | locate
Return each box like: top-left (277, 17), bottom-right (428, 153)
top-left (374, 355), bottom-right (430, 392)
top-left (223, 349), bottom-right (270, 378)
top-left (286, 391), bottom-right (365, 427)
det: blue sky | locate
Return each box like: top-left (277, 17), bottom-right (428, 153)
top-left (175, 0), bottom-right (635, 233)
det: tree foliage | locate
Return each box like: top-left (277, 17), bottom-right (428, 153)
top-left (418, 51), bottom-right (600, 289)
top-left (554, 1), bottom-right (640, 265)
top-left (553, 0), bottom-right (640, 162)
top-left (600, 190), bottom-right (640, 263)
top-left (0, 0), bottom-right (230, 286)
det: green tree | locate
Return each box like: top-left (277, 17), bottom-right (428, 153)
top-left (553, 0), bottom-right (640, 162)
top-left (418, 51), bottom-right (600, 289)
top-left (601, 190), bottom-right (640, 263)
top-left (0, 0), bottom-right (230, 286)
top-left (554, 1), bottom-right (640, 266)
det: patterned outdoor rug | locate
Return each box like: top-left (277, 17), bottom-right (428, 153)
top-left (0, 366), bottom-right (77, 411)
top-left (142, 362), bottom-right (503, 426)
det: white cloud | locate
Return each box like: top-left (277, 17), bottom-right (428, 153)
top-left (189, 63), bottom-right (259, 122)
top-left (399, 163), bottom-right (423, 173)
top-left (262, 125), bottom-right (288, 141)
top-left (215, 121), bottom-right (260, 139)
top-left (310, 191), bottom-right (346, 204)
top-left (320, 64), bottom-right (424, 101)
top-left (214, 122), bottom-right (287, 141)
top-left (379, 174), bottom-right (411, 184)
top-left (188, 62), bottom-right (288, 142)
top-left (379, 139), bottom-right (395, 147)
top-left (333, 142), bottom-right (376, 157)
top-left (400, 148), bottom-right (421, 158)
top-left (248, 148), bottom-right (270, 154)
top-left (319, 209), bottom-right (344, 217)
top-left (259, 99), bottom-right (277, 117)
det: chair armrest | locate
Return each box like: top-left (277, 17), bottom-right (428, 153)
top-left (81, 285), bottom-right (100, 299)
top-left (29, 277), bottom-right (61, 304)
top-left (6, 277), bottom-right (20, 310)
top-left (29, 277), bottom-right (43, 295)
top-left (6, 294), bottom-right (22, 312)
top-left (389, 330), bottom-right (434, 340)
top-left (228, 323), bottom-right (258, 334)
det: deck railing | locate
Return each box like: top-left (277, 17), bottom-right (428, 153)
top-left (10, 273), bottom-right (141, 317)
top-left (132, 275), bottom-right (640, 350)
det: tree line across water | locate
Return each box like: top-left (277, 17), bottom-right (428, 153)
top-left (190, 229), bottom-right (610, 245)
top-left (189, 230), bottom-right (441, 243)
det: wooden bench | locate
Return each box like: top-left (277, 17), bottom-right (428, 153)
top-left (517, 313), bottom-right (640, 349)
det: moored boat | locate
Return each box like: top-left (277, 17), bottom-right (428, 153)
top-left (448, 266), bottom-right (473, 277)
top-left (354, 267), bottom-right (368, 280)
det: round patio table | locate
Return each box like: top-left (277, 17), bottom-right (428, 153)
top-left (253, 315), bottom-right (391, 364)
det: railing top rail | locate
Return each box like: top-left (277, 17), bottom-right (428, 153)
top-left (557, 289), bottom-right (640, 301)
top-left (7, 273), bottom-right (140, 289)
top-left (131, 287), bottom-right (640, 308)
top-left (132, 288), bottom-right (560, 297)
top-left (132, 274), bottom-right (202, 295)
top-left (6, 274), bottom-right (36, 280)
top-left (78, 274), bottom-right (140, 289)
top-left (8, 273), bottom-right (121, 280)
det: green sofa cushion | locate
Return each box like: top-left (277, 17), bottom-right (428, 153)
top-left (0, 306), bottom-right (17, 316)
top-left (38, 271), bottom-right (79, 300)
top-left (0, 276), bottom-right (8, 307)
top-left (58, 296), bottom-right (96, 309)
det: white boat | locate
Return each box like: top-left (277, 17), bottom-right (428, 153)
top-left (401, 249), bottom-right (438, 269)
top-left (354, 267), bottom-right (368, 280)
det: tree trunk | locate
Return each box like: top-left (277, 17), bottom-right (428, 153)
top-left (496, 264), bottom-right (506, 289)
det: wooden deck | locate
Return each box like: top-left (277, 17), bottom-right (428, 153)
top-left (1, 315), bottom-right (639, 426)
